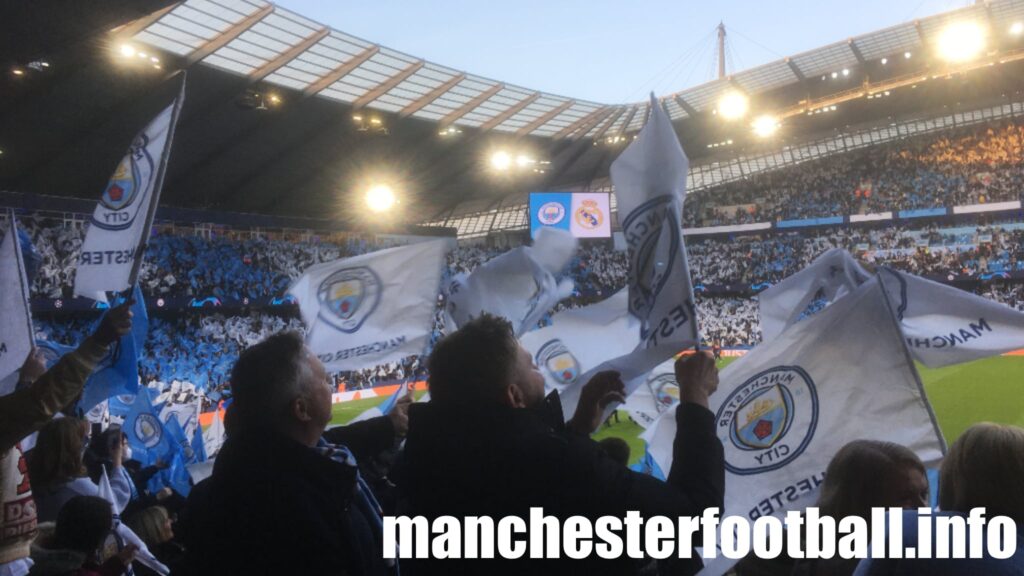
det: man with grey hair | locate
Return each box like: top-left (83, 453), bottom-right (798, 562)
top-left (180, 332), bottom-right (401, 576)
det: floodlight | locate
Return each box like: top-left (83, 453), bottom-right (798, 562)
top-left (716, 91), bottom-right (749, 120)
top-left (365, 184), bottom-right (397, 213)
top-left (937, 21), bottom-right (986, 63)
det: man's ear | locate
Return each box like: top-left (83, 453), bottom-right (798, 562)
top-left (291, 395), bottom-right (313, 422)
top-left (502, 383), bottom-right (525, 408)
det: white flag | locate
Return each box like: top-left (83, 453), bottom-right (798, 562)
top-left (444, 227), bottom-right (576, 336)
top-left (202, 411), bottom-right (225, 457)
top-left (643, 278), bottom-right (944, 525)
top-left (520, 290), bottom-right (643, 418)
top-left (610, 94), bottom-right (699, 353)
top-left (759, 249), bottom-right (1024, 367)
top-left (98, 467), bottom-right (170, 576)
top-left (877, 267), bottom-right (1024, 367)
top-left (74, 78), bottom-right (186, 301)
top-left (288, 239), bottom-right (450, 371)
top-left (0, 215), bottom-right (33, 386)
top-left (621, 358), bottom-right (678, 429)
top-left (758, 248), bottom-right (871, 341)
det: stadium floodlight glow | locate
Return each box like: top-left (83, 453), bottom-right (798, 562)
top-left (841, 68), bottom-right (850, 76)
top-left (364, 184), bottom-right (397, 213)
top-left (904, 51), bottom-right (912, 59)
top-left (490, 151), bottom-right (512, 171)
top-left (516, 154), bottom-right (535, 168)
top-left (12, 68), bottom-right (24, 76)
top-left (1011, 22), bottom-right (1023, 35)
top-left (881, 57), bottom-right (888, 65)
top-left (120, 44), bottom-right (136, 58)
top-left (752, 115), bottom-right (779, 137)
top-left (716, 91), bottom-right (749, 121)
top-left (937, 21), bottom-right (986, 63)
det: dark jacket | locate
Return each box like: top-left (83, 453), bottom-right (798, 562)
top-left (393, 392), bottom-right (725, 576)
top-left (177, 426), bottom-right (389, 576)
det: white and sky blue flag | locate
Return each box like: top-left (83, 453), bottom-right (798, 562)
top-left (444, 227), bottom-right (576, 336)
top-left (74, 79), bottom-right (186, 302)
top-left (0, 214), bottom-right (34, 386)
top-left (759, 249), bottom-right (1024, 367)
top-left (644, 278), bottom-right (945, 533)
top-left (289, 239), bottom-right (450, 371)
top-left (609, 94), bottom-right (699, 353)
top-left (621, 358), bottom-right (678, 429)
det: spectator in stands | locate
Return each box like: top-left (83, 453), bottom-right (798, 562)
top-left (0, 303), bottom-right (131, 576)
top-left (27, 495), bottom-right (135, 576)
top-left (29, 418), bottom-right (132, 523)
top-left (854, 423), bottom-right (1024, 575)
top-left (395, 314), bottom-right (724, 576)
top-left (179, 332), bottom-right (392, 576)
top-left (126, 506), bottom-right (183, 576)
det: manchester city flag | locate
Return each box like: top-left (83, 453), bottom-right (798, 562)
top-left (74, 76), bottom-right (186, 301)
top-left (124, 387), bottom-right (176, 468)
top-left (0, 213), bottom-right (34, 387)
top-left (643, 279), bottom-right (945, 530)
top-left (621, 357), bottom-right (679, 429)
top-left (77, 284), bottom-right (149, 413)
top-left (609, 93), bottom-right (699, 354)
top-left (289, 239), bottom-right (450, 371)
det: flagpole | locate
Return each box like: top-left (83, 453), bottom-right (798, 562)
top-left (126, 72), bottom-right (187, 291)
top-left (7, 210), bottom-right (36, 352)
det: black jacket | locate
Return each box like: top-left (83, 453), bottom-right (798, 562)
top-left (177, 425), bottom-right (389, 576)
top-left (393, 392), bottom-right (725, 576)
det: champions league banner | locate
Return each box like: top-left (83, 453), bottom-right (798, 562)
top-left (74, 77), bottom-right (186, 302)
top-left (289, 239), bottom-right (450, 371)
top-left (0, 213), bottom-right (34, 387)
top-left (609, 94), bottom-right (699, 354)
top-left (643, 279), bottom-right (945, 546)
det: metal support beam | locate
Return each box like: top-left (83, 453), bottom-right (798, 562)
top-left (914, 20), bottom-right (928, 46)
top-left (185, 5), bottom-right (274, 65)
top-left (616, 105), bottom-right (639, 136)
top-left (438, 83), bottom-right (503, 128)
top-left (785, 57), bottom-right (806, 81)
top-left (352, 61), bottom-right (425, 109)
top-left (589, 107), bottom-right (625, 141)
top-left (847, 39), bottom-right (867, 65)
top-left (249, 28), bottom-right (329, 84)
top-left (111, 2), bottom-right (181, 39)
top-left (515, 99), bottom-right (574, 136)
top-left (674, 95), bottom-right (699, 117)
top-left (399, 73), bottom-right (465, 118)
top-left (303, 45), bottom-right (379, 97)
top-left (553, 106), bottom-right (613, 140)
top-left (479, 92), bottom-right (541, 132)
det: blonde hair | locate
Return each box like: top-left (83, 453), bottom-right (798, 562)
top-left (127, 506), bottom-right (172, 548)
top-left (939, 423), bottom-right (1024, 522)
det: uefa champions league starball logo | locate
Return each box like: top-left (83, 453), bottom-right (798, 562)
top-left (317, 266), bottom-right (382, 333)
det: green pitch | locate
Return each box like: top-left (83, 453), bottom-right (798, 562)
top-left (330, 356), bottom-right (1024, 466)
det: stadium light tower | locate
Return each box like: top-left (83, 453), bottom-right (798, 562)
top-left (365, 184), bottom-right (397, 213)
top-left (490, 151), bottom-right (513, 171)
top-left (936, 21), bottom-right (986, 63)
top-left (717, 91), bottom-right (749, 121)
top-left (752, 115), bottom-right (779, 137)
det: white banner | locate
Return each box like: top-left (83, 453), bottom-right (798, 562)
top-left (74, 79), bottom-right (186, 301)
top-left (289, 239), bottom-right (450, 371)
top-left (621, 358), bottom-right (678, 429)
top-left (609, 94), bottom-right (699, 353)
top-left (444, 227), bottom-right (576, 336)
top-left (0, 215), bottom-right (33, 386)
top-left (644, 279), bottom-right (945, 527)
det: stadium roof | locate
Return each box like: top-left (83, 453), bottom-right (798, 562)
top-left (2, 0), bottom-right (1024, 225)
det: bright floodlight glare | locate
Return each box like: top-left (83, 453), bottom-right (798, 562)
top-left (937, 21), bottom-right (986, 62)
top-left (752, 115), bottom-right (779, 137)
top-left (120, 44), bottom-right (136, 58)
top-left (1011, 22), bottom-right (1023, 35)
top-left (490, 151), bottom-right (512, 171)
top-left (515, 154), bottom-right (534, 168)
top-left (365, 184), bottom-right (396, 213)
top-left (717, 91), bottom-right (749, 120)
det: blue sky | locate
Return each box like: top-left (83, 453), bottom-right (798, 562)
top-left (276, 0), bottom-right (964, 104)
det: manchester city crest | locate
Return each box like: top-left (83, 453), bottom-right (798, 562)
top-left (646, 373), bottom-right (679, 413)
top-left (317, 266), bottom-right (382, 333)
top-left (100, 157), bottom-right (139, 211)
top-left (621, 196), bottom-right (680, 321)
top-left (537, 202), bottom-right (566, 226)
top-left (535, 339), bottom-right (580, 388)
top-left (134, 413), bottom-right (164, 449)
top-left (92, 134), bottom-right (155, 232)
top-left (715, 366), bottom-right (818, 475)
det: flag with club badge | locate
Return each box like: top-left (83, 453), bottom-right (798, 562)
top-left (621, 357), bottom-right (679, 429)
top-left (289, 239), bottom-right (451, 371)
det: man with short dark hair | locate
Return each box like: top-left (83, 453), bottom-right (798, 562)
top-left (395, 313), bottom-right (724, 575)
top-left (180, 332), bottom-right (399, 576)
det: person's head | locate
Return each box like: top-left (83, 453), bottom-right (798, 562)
top-left (88, 426), bottom-right (127, 462)
top-left (427, 314), bottom-right (545, 408)
top-left (53, 496), bottom-right (112, 557)
top-left (939, 423), bottom-right (1024, 522)
top-left (127, 505), bottom-right (173, 548)
top-left (597, 437), bottom-right (631, 467)
top-left (30, 417), bottom-right (88, 489)
top-left (816, 440), bottom-right (928, 520)
top-left (228, 331), bottom-right (331, 446)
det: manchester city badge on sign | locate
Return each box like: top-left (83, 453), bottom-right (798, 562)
top-left (715, 366), bottom-right (818, 476)
top-left (647, 372), bottom-right (679, 413)
top-left (92, 135), bottom-right (155, 232)
top-left (574, 199), bottom-right (604, 230)
top-left (535, 339), bottom-right (580, 387)
top-left (317, 266), bottom-right (382, 333)
top-left (537, 202), bottom-right (566, 226)
top-left (135, 413), bottom-right (164, 449)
